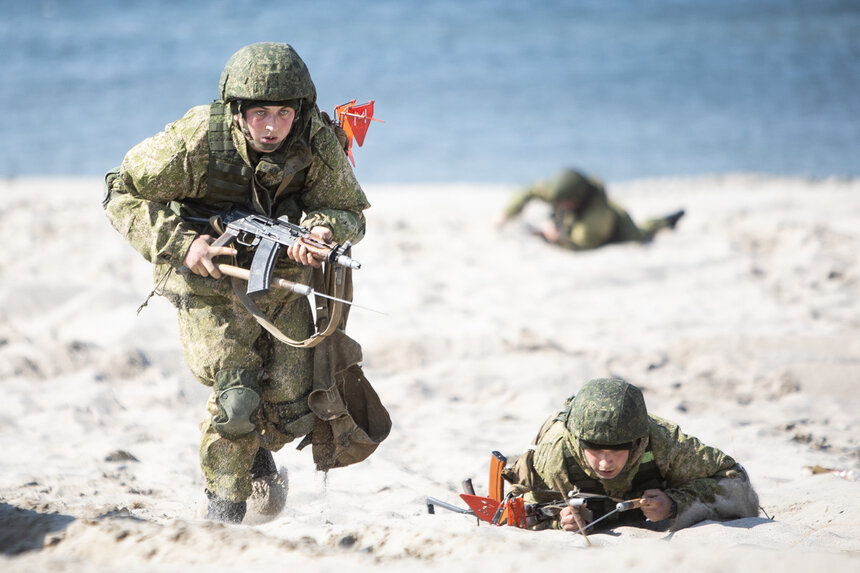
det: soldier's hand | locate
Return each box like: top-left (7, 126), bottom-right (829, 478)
top-left (184, 235), bottom-right (237, 278)
top-left (540, 219), bottom-right (561, 243)
top-left (559, 505), bottom-right (588, 533)
top-left (287, 226), bottom-right (332, 268)
top-left (640, 489), bottom-right (674, 521)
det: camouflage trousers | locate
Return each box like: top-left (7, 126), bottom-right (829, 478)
top-left (563, 201), bottom-right (673, 250)
top-left (166, 268), bottom-right (316, 502)
top-left (610, 201), bottom-right (672, 244)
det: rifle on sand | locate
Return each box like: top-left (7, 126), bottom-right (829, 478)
top-left (426, 451), bottom-right (645, 536)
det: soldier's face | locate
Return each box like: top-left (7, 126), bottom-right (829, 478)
top-left (241, 105), bottom-right (297, 152)
top-left (583, 448), bottom-right (629, 480)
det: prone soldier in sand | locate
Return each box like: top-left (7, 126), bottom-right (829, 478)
top-left (505, 377), bottom-right (759, 532)
top-left (103, 43), bottom-right (384, 523)
top-left (496, 168), bottom-right (685, 250)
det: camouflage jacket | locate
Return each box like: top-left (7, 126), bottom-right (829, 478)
top-left (103, 103), bottom-right (369, 294)
top-left (516, 414), bottom-right (754, 529)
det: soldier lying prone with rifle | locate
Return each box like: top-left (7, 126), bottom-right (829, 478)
top-left (428, 377), bottom-right (760, 535)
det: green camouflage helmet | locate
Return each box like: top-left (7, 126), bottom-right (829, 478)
top-left (568, 378), bottom-right (649, 446)
top-left (551, 169), bottom-right (591, 202)
top-left (219, 42), bottom-right (316, 106)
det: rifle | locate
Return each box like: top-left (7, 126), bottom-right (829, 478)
top-left (179, 207), bottom-right (381, 346)
top-left (425, 450), bottom-right (572, 528)
top-left (426, 491), bottom-right (596, 529)
top-left (427, 490), bottom-right (645, 531)
top-left (187, 207), bottom-right (361, 297)
top-left (426, 451), bottom-right (645, 533)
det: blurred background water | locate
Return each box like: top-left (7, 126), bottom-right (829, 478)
top-left (1, 0), bottom-right (858, 184)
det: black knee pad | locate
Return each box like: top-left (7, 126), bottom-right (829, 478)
top-left (212, 369), bottom-right (263, 438)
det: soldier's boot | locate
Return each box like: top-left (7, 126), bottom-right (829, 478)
top-left (206, 490), bottom-right (246, 524)
top-left (664, 210), bottom-right (685, 229)
top-left (246, 447), bottom-right (288, 522)
top-left (250, 447), bottom-right (277, 479)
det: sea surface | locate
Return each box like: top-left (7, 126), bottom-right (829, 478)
top-left (2, 0), bottom-right (858, 184)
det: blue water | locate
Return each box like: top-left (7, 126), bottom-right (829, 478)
top-left (2, 0), bottom-right (858, 184)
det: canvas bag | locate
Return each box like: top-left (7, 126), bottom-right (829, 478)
top-left (291, 263), bottom-right (391, 471)
top-left (298, 328), bottom-right (391, 471)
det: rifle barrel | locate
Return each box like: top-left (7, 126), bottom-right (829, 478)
top-left (425, 497), bottom-right (475, 516)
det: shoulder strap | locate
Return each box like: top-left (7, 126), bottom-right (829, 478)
top-left (207, 101), bottom-right (255, 197)
top-left (232, 262), bottom-right (352, 348)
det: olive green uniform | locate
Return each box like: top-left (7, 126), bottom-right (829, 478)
top-left (509, 380), bottom-right (759, 531)
top-left (504, 169), bottom-right (674, 250)
top-left (104, 88), bottom-right (369, 502)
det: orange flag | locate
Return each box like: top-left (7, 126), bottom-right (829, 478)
top-left (346, 101), bottom-right (374, 147)
top-left (334, 99), bottom-right (383, 165)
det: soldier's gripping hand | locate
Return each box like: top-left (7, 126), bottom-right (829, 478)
top-left (559, 504), bottom-right (588, 533)
top-left (540, 219), bottom-right (562, 243)
top-left (184, 235), bottom-right (238, 278)
top-left (287, 226), bottom-right (332, 268)
top-left (640, 489), bottom-right (674, 521)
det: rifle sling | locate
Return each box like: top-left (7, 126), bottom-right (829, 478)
top-left (231, 264), bottom-right (348, 348)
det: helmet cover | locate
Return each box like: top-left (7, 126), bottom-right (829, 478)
top-left (568, 378), bottom-right (649, 446)
top-left (551, 169), bottom-right (592, 203)
top-left (219, 42), bottom-right (316, 106)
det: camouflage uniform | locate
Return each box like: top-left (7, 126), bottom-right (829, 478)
top-left (103, 43), bottom-right (370, 508)
top-left (511, 378), bottom-right (759, 531)
top-left (503, 169), bottom-right (679, 250)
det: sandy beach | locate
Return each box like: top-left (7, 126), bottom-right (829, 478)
top-left (1, 174), bottom-right (858, 572)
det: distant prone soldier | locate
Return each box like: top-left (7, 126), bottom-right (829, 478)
top-left (497, 169), bottom-right (684, 250)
